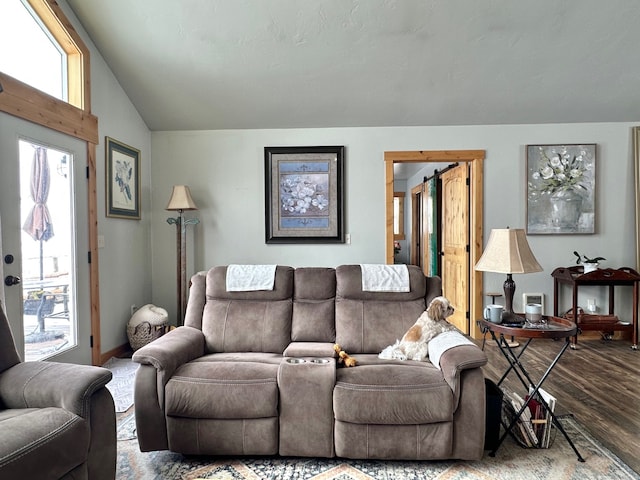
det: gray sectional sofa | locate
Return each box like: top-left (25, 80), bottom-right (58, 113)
top-left (132, 264), bottom-right (488, 460)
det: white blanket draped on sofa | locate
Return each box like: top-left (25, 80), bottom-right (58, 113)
top-left (226, 264), bottom-right (277, 291)
top-left (360, 264), bottom-right (410, 292)
top-left (428, 330), bottom-right (475, 369)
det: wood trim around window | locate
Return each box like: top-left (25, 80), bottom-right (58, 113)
top-left (26, 0), bottom-right (91, 111)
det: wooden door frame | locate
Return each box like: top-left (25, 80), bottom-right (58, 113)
top-left (385, 150), bottom-right (485, 339)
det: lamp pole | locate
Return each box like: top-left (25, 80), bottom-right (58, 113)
top-left (167, 210), bottom-right (200, 325)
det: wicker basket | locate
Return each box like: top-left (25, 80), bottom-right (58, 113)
top-left (127, 322), bottom-right (168, 351)
top-left (127, 304), bottom-right (169, 351)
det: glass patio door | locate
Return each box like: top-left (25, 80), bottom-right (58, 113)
top-left (0, 112), bottom-right (91, 364)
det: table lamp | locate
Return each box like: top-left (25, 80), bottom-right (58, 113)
top-left (166, 185), bottom-right (199, 325)
top-left (475, 228), bottom-right (542, 324)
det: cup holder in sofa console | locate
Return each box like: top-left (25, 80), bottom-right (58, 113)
top-left (310, 358), bottom-right (330, 364)
top-left (285, 358), bottom-right (306, 364)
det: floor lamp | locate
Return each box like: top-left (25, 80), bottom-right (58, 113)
top-left (166, 185), bottom-right (199, 326)
top-left (475, 228), bottom-right (543, 324)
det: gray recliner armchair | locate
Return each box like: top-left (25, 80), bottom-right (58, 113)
top-left (0, 303), bottom-right (116, 480)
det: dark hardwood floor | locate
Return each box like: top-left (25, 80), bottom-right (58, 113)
top-left (478, 334), bottom-right (640, 473)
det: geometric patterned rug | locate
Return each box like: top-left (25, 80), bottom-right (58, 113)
top-left (103, 357), bottom-right (139, 413)
top-left (116, 411), bottom-right (640, 480)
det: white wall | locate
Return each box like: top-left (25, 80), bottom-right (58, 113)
top-left (150, 123), bottom-right (639, 320)
top-left (59, 2), bottom-right (153, 353)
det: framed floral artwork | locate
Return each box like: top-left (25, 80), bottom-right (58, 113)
top-left (264, 146), bottom-right (345, 243)
top-left (105, 136), bottom-right (141, 219)
top-left (526, 144), bottom-right (596, 234)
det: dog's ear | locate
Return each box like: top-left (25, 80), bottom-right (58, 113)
top-left (427, 299), bottom-right (445, 321)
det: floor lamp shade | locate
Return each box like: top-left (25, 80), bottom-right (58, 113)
top-left (475, 228), bottom-right (542, 320)
top-left (166, 185), bottom-right (198, 211)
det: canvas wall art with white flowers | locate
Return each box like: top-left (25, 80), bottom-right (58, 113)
top-left (526, 144), bottom-right (596, 234)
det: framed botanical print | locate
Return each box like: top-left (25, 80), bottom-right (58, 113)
top-left (264, 146), bottom-right (345, 243)
top-left (105, 136), bottom-right (140, 219)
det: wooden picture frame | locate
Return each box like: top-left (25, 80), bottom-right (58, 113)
top-left (526, 144), bottom-right (596, 234)
top-left (105, 136), bottom-right (140, 219)
top-left (264, 145), bottom-right (345, 243)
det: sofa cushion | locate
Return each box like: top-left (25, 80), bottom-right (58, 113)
top-left (333, 358), bottom-right (453, 425)
top-left (0, 407), bottom-right (89, 479)
top-left (202, 266), bottom-right (294, 353)
top-left (335, 265), bottom-right (428, 353)
top-left (165, 359), bottom-right (279, 419)
top-left (292, 267), bottom-right (336, 342)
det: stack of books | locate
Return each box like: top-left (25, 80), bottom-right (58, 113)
top-left (502, 387), bottom-right (556, 448)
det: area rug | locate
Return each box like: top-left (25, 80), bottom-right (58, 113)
top-left (116, 411), bottom-right (639, 480)
top-left (103, 357), bottom-right (138, 412)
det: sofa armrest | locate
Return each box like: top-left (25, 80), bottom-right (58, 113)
top-left (132, 325), bottom-right (205, 377)
top-left (439, 344), bottom-right (488, 397)
top-left (0, 362), bottom-right (111, 418)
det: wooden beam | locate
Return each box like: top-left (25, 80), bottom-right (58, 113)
top-left (0, 72), bottom-right (98, 144)
top-left (87, 142), bottom-right (102, 366)
top-left (384, 150), bottom-right (486, 163)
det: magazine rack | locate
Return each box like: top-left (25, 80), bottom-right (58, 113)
top-left (479, 317), bottom-right (585, 461)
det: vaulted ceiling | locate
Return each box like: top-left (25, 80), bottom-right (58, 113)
top-left (67, 0), bottom-right (640, 132)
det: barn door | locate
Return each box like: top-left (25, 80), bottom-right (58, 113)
top-left (440, 164), bottom-right (470, 333)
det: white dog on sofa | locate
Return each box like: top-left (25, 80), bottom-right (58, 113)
top-left (379, 296), bottom-right (458, 361)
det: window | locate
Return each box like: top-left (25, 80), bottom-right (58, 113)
top-left (0, 0), bottom-right (87, 109)
top-left (0, 0), bottom-right (66, 101)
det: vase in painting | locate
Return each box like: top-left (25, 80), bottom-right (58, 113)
top-left (549, 189), bottom-right (583, 229)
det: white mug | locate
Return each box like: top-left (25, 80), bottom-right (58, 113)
top-left (483, 304), bottom-right (504, 323)
top-left (525, 303), bottom-right (543, 325)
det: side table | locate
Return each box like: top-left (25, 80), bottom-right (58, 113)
top-left (480, 317), bottom-right (585, 462)
top-left (551, 266), bottom-right (639, 350)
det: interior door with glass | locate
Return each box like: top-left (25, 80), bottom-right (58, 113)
top-left (0, 112), bottom-right (91, 364)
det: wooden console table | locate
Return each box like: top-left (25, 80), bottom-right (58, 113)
top-left (551, 266), bottom-right (639, 350)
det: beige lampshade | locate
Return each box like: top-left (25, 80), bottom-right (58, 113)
top-left (165, 185), bottom-right (198, 211)
top-left (475, 228), bottom-right (542, 274)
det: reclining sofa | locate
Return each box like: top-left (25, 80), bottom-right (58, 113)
top-left (133, 265), bottom-right (488, 460)
top-left (0, 303), bottom-right (116, 480)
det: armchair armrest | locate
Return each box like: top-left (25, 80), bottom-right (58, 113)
top-left (0, 362), bottom-right (111, 418)
top-left (132, 325), bottom-right (205, 378)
